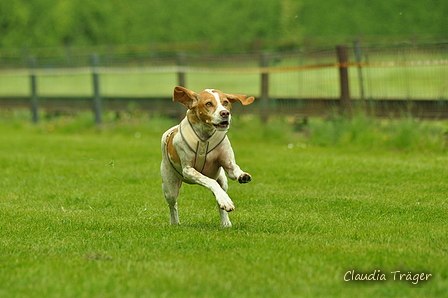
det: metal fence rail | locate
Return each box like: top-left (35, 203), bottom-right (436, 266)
top-left (1, 42), bottom-right (448, 122)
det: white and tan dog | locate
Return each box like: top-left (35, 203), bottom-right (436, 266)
top-left (161, 86), bottom-right (255, 227)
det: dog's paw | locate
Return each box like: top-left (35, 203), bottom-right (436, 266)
top-left (217, 195), bottom-right (235, 212)
top-left (221, 220), bottom-right (232, 227)
top-left (219, 202), bottom-right (235, 212)
top-left (238, 173), bottom-right (252, 184)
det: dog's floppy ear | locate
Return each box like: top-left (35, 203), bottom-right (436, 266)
top-left (225, 93), bottom-right (255, 106)
top-left (173, 86), bottom-right (198, 108)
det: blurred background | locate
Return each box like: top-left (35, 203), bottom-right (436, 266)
top-left (1, 0), bottom-right (448, 120)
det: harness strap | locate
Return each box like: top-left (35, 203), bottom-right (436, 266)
top-left (194, 141), bottom-right (209, 172)
top-left (178, 117), bottom-right (226, 173)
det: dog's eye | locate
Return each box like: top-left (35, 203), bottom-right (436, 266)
top-left (222, 100), bottom-right (229, 106)
top-left (205, 102), bottom-right (213, 107)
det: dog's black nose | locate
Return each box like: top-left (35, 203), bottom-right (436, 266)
top-left (220, 110), bottom-right (230, 118)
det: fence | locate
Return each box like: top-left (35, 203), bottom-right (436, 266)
top-left (1, 41), bottom-right (448, 123)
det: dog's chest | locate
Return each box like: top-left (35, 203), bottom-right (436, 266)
top-left (171, 142), bottom-right (223, 182)
top-left (178, 117), bottom-right (227, 173)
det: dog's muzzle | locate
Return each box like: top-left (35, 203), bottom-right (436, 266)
top-left (213, 120), bottom-right (230, 129)
top-left (214, 110), bottom-right (230, 130)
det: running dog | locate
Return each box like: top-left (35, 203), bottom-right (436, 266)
top-left (160, 86), bottom-right (255, 227)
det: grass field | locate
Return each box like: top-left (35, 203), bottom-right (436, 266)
top-left (0, 112), bottom-right (447, 297)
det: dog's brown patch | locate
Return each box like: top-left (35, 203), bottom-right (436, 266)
top-left (166, 128), bottom-right (181, 165)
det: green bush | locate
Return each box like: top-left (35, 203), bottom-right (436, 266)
top-left (307, 112), bottom-right (447, 152)
top-left (1, 0), bottom-right (448, 49)
top-left (1, 109), bottom-right (446, 153)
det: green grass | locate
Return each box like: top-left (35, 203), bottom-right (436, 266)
top-left (0, 112), bottom-right (447, 297)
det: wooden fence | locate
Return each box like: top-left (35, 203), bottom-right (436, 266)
top-left (1, 43), bottom-right (448, 122)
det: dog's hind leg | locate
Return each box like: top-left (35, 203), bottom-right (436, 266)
top-left (163, 178), bottom-right (182, 225)
top-left (217, 168), bottom-right (232, 227)
top-left (161, 163), bottom-right (182, 225)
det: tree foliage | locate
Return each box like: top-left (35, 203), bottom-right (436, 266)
top-left (0, 0), bottom-right (446, 50)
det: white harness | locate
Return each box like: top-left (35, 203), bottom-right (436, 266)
top-left (178, 117), bottom-right (227, 173)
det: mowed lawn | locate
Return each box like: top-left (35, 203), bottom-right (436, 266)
top-left (0, 115), bottom-right (447, 298)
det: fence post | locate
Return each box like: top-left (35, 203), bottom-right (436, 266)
top-left (28, 57), bottom-right (39, 123)
top-left (91, 54), bottom-right (102, 125)
top-left (336, 45), bottom-right (351, 115)
top-left (260, 52), bottom-right (270, 123)
top-left (177, 52), bottom-right (186, 87)
top-left (354, 39), bottom-right (366, 109)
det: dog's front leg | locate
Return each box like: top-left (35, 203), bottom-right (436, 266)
top-left (226, 164), bottom-right (252, 184)
top-left (182, 166), bottom-right (235, 212)
top-left (220, 148), bottom-right (252, 184)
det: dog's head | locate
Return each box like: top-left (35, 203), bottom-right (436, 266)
top-left (173, 86), bottom-right (255, 131)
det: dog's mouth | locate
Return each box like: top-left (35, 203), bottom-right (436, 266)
top-left (213, 121), bottom-right (230, 130)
